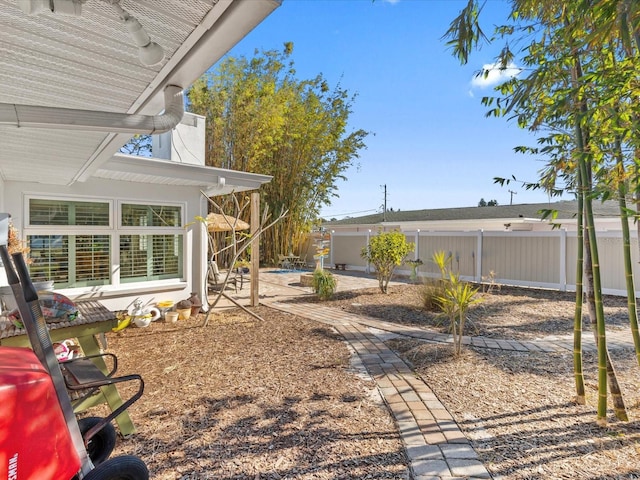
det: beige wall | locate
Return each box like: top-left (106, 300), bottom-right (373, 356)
top-left (319, 227), bottom-right (640, 296)
top-left (332, 234), bottom-right (369, 268)
top-left (481, 233), bottom-right (561, 285)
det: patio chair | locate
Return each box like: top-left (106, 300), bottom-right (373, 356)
top-left (277, 254), bottom-right (291, 270)
top-left (293, 255), bottom-right (307, 270)
top-left (208, 260), bottom-right (240, 293)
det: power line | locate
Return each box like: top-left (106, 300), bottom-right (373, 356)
top-left (321, 208), bottom-right (378, 218)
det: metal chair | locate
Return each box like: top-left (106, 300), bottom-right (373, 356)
top-left (277, 254), bottom-right (291, 269)
top-left (207, 260), bottom-right (240, 293)
top-left (293, 255), bottom-right (307, 270)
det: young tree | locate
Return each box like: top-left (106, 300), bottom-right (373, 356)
top-left (361, 231), bottom-right (414, 293)
top-left (187, 43), bottom-right (368, 264)
top-left (443, 0), bottom-right (640, 424)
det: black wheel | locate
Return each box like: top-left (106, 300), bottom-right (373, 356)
top-left (83, 455), bottom-right (149, 480)
top-left (78, 416), bottom-right (117, 466)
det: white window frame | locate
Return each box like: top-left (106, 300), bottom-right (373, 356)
top-left (23, 194), bottom-right (187, 292)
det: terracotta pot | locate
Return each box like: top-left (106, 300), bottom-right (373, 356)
top-left (176, 308), bottom-right (191, 321)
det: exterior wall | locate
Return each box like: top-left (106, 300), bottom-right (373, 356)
top-left (152, 112), bottom-right (206, 166)
top-left (325, 227), bottom-right (640, 297)
top-left (1, 177), bottom-right (207, 312)
top-left (415, 232), bottom-right (478, 279)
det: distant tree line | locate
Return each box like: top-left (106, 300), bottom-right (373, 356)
top-left (478, 198), bottom-right (498, 207)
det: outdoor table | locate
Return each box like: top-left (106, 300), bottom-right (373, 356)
top-left (0, 299), bottom-right (136, 436)
top-left (283, 254), bottom-right (299, 269)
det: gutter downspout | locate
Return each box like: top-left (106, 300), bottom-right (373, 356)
top-left (0, 85), bottom-right (184, 134)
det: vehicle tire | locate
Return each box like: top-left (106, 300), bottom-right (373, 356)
top-left (78, 416), bottom-right (117, 466)
top-left (83, 455), bottom-right (149, 480)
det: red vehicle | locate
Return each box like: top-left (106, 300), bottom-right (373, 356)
top-left (0, 216), bottom-right (148, 480)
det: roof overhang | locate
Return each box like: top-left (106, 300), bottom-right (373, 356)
top-left (0, 0), bottom-right (281, 188)
top-left (96, 154), bottom-right (272, 196)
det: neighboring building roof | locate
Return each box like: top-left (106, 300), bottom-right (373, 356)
top-left (324, 200), bottom-right (621, 226)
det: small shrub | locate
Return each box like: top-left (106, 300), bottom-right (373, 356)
top-left (312, 268), bottom-right (337, 300)
top-left (361, 230), bottom-right (414, 293)
top-left (418, 279), bottom-right (447, 312)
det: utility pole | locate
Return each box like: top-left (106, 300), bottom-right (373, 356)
top-left (508, 189), bottom-right (517, 205)
top-left (381, 184), bottom-right (387, 221)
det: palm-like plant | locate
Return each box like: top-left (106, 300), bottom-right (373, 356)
top-left (433, 254), bottom-right (481, 356)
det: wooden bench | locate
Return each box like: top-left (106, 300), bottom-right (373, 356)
top-left (335, 263), bottom-right (346, 270)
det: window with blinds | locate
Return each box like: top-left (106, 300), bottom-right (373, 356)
top-left (27, 235), bottom-right (111, 287)
top-left (27, 235), bottom-right (69, 284)
top-left (121, 204), bottom-right (182, 227)
top-left (120, 234), bottom-right (183, 282)
top-left (29, 199), bottom-right (109, 226)
top-left (24, 198), bottom-right (184, 288)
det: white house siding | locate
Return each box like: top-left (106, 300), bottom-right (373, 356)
top-left (1, 177), bottom-right (206, 312)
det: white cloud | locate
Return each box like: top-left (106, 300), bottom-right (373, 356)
top-left (470, 61), bottom-right (521, 89)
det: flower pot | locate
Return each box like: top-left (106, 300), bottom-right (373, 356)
top-left (133, 316), bottom-right (152, 328)
top-left (165, 311), bottom-right (179, 323)
top-left (176, 308), bottom-right (191, 321)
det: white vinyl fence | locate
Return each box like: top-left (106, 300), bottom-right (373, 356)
top-left (324, 229), bottom-right (640, 297)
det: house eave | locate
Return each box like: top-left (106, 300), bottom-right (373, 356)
top-left (94, 154), bottom-right (272, 195)
top-left (75, 0), bottom-right (281, 184)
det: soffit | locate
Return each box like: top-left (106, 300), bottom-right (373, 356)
top-left (95, 154), bottom-right (272, 195)
top-left (0, 0), bottom-right (280, 186)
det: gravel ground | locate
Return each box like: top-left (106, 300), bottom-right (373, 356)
top-left (105, 307), bottom-right (408, 479)
top-left (101, 283), bottom-right (640, 479)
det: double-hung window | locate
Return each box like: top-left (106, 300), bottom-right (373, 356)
top-left (25, 197), bottom-right (184, 289)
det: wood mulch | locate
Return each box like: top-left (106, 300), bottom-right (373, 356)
top-left (101, 284), bottom-right (640, 479)
top-left (104, 307), bottom-right (408, 479)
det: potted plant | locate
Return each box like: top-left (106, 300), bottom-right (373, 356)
top-left (175, 299), bottom-right (192, 321)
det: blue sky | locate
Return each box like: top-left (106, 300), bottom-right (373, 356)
top-left (223, 0), bottom-right (568, 219)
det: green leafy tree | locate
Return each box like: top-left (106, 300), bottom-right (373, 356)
top-left (444, 0), bottom-right (640, 424)
top-left (361, 230), bottom-right (414, 293)
top-left (187, 43), bottom-right (368, 264)
top-left (120, 134), bottom-right (152, 156)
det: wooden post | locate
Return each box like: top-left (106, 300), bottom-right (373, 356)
top-left (250, 192), bottom-right (260, 307)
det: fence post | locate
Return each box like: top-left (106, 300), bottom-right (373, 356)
top-left (476, 230), bottom-right (483, 283)
top-left (366, 229), bottom-right (371, 274)
top-left (560, 228), bottom-right (567, 291)
top-left (329, 230), bottom-right (334, 268)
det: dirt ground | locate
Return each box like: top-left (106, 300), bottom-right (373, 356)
top-left (103, 284), bottom-right (640, 479)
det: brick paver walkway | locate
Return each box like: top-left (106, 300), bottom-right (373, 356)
top-left (215, 269), bottom-right (635, 480)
